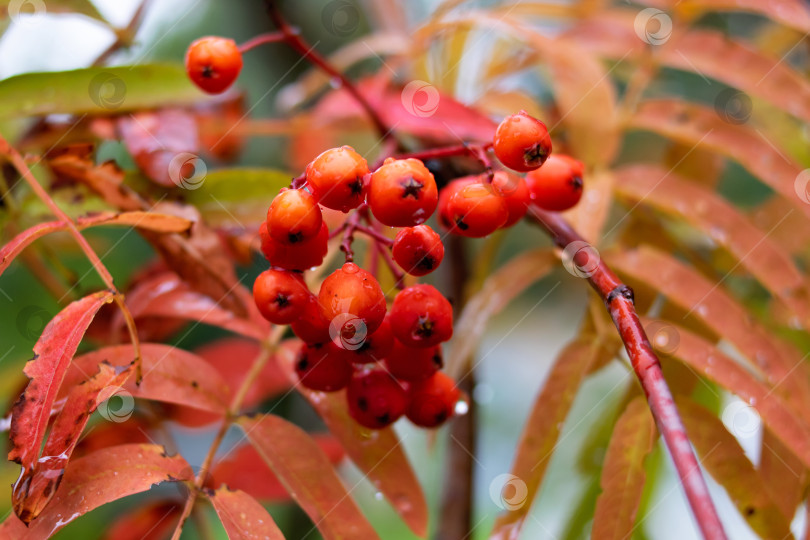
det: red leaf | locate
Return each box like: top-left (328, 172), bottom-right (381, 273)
top-left (0, 444), bottom-right (193, 539)
top-left (237, 414), bottom-right (380, 540)
top-left (101, 500), bottom-right (180, 540)
top-left (8, 291), bottom-right (114, 470)
top-left (117, 109), bottom-right (199, 187)
top-left (207, 486), bottom-right (284, 540)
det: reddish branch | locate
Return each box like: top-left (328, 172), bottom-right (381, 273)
top-left (528, 206), bottom-right (728, 540)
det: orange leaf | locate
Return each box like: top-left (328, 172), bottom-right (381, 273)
top-left (759, 429), bottom-right (808, 521)
top-left (207, 486), bottom-right (284, 540)
top-left (592, 397), bottom-right (657, 540)
top-left (237, 414), bottom-right (380, 540)
top-left (101, 500), bottom-right (180, 540)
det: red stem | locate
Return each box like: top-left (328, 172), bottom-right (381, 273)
top-left (381, 142), bottom-right (494, 171)
top-left (238, 31), bottom-right (285, 53)
top-left (354, 224), bottom-right (393, 246)
top-left (527, 206), bottom-right (728, 540)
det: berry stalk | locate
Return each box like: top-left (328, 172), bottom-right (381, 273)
top-left (527, 206), bottom-right (728, 540)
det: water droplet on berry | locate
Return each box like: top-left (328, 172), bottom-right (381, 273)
top-left (343, 262), bottom-right (360, 274)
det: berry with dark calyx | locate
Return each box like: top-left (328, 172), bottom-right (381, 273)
top-left (493, 111), bottom-right (552, 172)
top-left (259, 220), bottom-right (328, 271)
top-left (525, 154), bottom-right (584, 212)
top-left (491, 171), bottom-right (531, 227)
top-left (347, 370), bottom-right (408, 429)
top-left (290, 295), bottom-right (331, 345)
top-left (389, 284), bottom-right (453, 348)
top-left (306, 146), bottom-right (370, 212)
top-left (367, 158), bottom-right (438, 227)
top-left (437, 177), bottom-right (475, 230)
top-left (267, 188), bottom-right (322, 243)
top-left (392, 224), bottom-right (444, 276)
top-left (318, 263), bottom-right (387, 339)
top-left (407, 372), bottom-right (460, 428)
top-left (385, 340), bottom-right (443, 382)
top-left (333, 316), bottom-right (394, 364)
top-left (253, 269), bottom-right (311, 324)
top-left (445, 181), bottom-right (508, 238)
top-left (295, 342), bottom-right (351, 392)
top-left (185, 36), bottom-right (243, 94)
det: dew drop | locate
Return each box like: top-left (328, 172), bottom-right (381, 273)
top-left (454, 399), bottom-right (469, 416)
top-left (374, 491), bottom-right (384, 501)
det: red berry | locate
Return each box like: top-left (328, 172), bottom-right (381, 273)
top-left (306, 146), bottom-right (370, 212)
top-left (253, 269), bottom-right (311, 324)
top-left (185, 37), bottom-right (243, 94)
top-left (407, 372), bottom-right (460, 428)
top-left (295, 342), bottom-right (351, 392)
top-left (368, 158), bottom-right (438, 227)
top-left (437, 177), bottom-right (475, 230)
top-left (445, 182), bottom-right (508, 238)
top-left (491, 171), bottom-right (530, 227)
top-left (525, 154), bottom-right (584, 212)
top-left (385, 340), bottom-right (443, 382)
top-left (333, 316), bottom-right (394, 364)
top-left (267, 188), bottom-right (323, 243)
top-left (389, 284), bottom-right (453, 348)
top-left (290, 295), bottom-right (331, 344)
top-left (318, 263), bottom-right (387, 342)
top-left (347, 370), bottom-right (408, 429)
top-left (259, 220), bottom-right (328, 271)
top-left (392, 225), bottom-right (444, 276)
top-left (493, 111), bottom-right (552, 172)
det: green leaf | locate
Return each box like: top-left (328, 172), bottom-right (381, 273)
top-left (185, 168), bottom-right (291, 226)
top-left (0, 64), bottom-right (205, 119)
top-left (0, 0), bottom-right (108, 24)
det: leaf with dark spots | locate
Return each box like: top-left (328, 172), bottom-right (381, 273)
top-left (0, 444), bottom-right (193, 539)
top-left (8, 291), bottom-right (114, 471)
top-left (208, 486), bottom-right (285, 540)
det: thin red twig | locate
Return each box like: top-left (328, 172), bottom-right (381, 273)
top-left (527, 205), bottom-right (728, 540)
top-left (238, 31), bottom-right (286, 53)
top-left (381, 142), bottom-right (494, 172)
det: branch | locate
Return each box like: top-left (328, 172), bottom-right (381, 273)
top-left (527, 206), bottom-right (728, 540)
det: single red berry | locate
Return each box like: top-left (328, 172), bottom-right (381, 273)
top-left (253, 269), bottom-right (311, 324)
top-left (445, 182), bottom-right (508, 238)
top-left (185, 36), bottom-right (243, 94)
top-left (318, 263), bottom-right (387, 342)
top-left (290, 295), bottom-right (331, 344)
top-left (437, 177), bottom-right (475, 231)
top-left (367, 158), bottom-right (438, 227)
top-left (392, 225), bottom-right (444, 276)
top-left (385, 340), bottom-right (443, 382)
top-left (295, 342), bottom-right (351, 392)
top-left (389, 284), bottom-right (453, 348)
top-left (525, 154), bottom-right (584, 212)
top-left (267, 188), bottom-right (323, 243)
top-left (347, 370), bottom-right (408, 429)
top-left (332, 316), bottom-right (394, 364)
top-left (407, 372), bottom-right (460, 428)
top-left (493, 111), bottom-right (552, 172)
top-left (491, 171), bottom-right (531, 227)
top-left (259, 220), bottom-right (329, 271)
top-left (305, 146), bottom-right (370, 212)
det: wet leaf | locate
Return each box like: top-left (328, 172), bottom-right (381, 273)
top-left (759, 429), bottom-right (807, 521)
top-left (592, 397), bottom-right (657, 540)
top-left (208, 486), bottom-right (284, 540)
top-left (238, 414), bottom-right (380, 540)
top-left (676, 398), bottom-right (795, 539)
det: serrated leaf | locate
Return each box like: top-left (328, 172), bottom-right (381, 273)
top-left (676, 398), bottom-right (795, 539)
top-left (0, 64), bottom-right (205, 118)
top-left (237, 414), bottom-right (380, 540)
top-left (592, 397), bottom-right (657, 540)
top-left (208, 487), bottom-right (284, 540)
top-left (0, 444), bottom-right (193, 538)
top-left (759, 430), bottom-right (807, 521)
